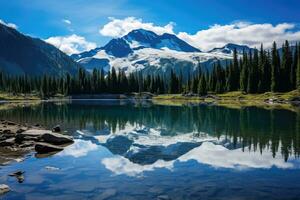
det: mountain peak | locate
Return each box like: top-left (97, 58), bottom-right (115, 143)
top-left (127, 29), bottom-right (158, 37)
top-left (123, 28), bottom-right (200, 53)
top-left (209, 43), bottom-right (253, 54)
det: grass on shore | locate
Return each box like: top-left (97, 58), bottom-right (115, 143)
top-left (0, 92), bottom-right (40, 101)
top-left (153, 90), bottom-right (300, 111)
top-left (154, 90), bottom-right (300, 101)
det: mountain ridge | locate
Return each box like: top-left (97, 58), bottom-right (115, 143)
top-left (71, 29), bottom-right (235, 77)
top-left (0, 23), bottom-right (81, 76)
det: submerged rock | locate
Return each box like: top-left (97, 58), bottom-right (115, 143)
top-left (157, 195), bottom-right (171, 200)
top-left (9, 171), bottom-right (25, 183)
top-left (35, 142), bottom-right (64, 153)
top-left (9, 171), bottom-right (24, 176)
top-left (0, 184), bottom-right (10, 195)
top-left (45, 166), bottom-right (60, 171)
top-left (41, 132), bottom-right (73, 145)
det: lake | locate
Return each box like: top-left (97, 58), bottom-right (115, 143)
top-left (0, 100), bottom-right (300, 200)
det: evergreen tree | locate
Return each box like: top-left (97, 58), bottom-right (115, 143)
top-left (240, 51), bottom-right (248, 93)
top-left (281, 40), bottom-right (292, 91)
top-left (297, 47), bottom-right (300, 90)
top-left (271, 42), bottom-right (280, 92)
top-left (291, 43), bottom-right (298, 89)
top-left (197, 74), bottom-right (207, 96)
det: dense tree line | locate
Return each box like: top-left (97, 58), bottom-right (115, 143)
top-left (0, 40), bottom-right (300, 97)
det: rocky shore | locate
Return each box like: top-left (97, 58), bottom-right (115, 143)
top-left (0, 120), bottom-right (74, 165)
top-left (0, 120), bottom-right (74, 196)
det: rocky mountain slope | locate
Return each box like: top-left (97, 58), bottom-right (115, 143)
top-left (0, 23), bottom-right (81, 76)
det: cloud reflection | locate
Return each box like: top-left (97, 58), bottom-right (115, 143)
top-left (101, 142), bottom-right (297, 176)
top-left (59, 140), bottom-right (98, 158)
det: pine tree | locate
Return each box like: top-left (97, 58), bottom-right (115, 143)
top-left (197, 74), bottom-right (207, 96)
top-left (291, 43), bottom-right (298, 90)
top-left (240, 51), bottom-right (248, 93)
top-left (297, 47), bottom-right (300, 90)
top-left (232, 48), bottom-right (240, 90)
top-left (281, 40), bottom-right (292, 91)
top-left (271, 42), bottom-right (280, 92)
top-left (226, 62), bottom-right (234, 92)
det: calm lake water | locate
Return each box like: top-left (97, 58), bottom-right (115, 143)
top-left (0, 100), bottom-right (300, 200)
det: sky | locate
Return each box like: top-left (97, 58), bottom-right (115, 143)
top-left (1, 0), bottom-right (300, 54)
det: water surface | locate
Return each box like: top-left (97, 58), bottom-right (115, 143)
top-left (0, 100), bottom-right (300, 200)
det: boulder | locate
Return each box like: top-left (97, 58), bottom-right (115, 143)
top-left (41, 132), bottom-right (73, 145)
top-left (19, 129), bottom-right (51, 137)
top-left (35, 142), bottom-right (64, 154)
top-left (0, 184), bottom-right (10, 195)
top-left (0, 138), bottom-right (15, 147)
top-left (15, 129), bottom-right (51, 143)
top-left (52, 125), bottom-right (61, 133)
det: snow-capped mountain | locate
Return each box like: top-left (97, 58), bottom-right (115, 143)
top-left (208, 43), bottom-right (254, 55)
top-left (71, 29), bottom-right (243, 77)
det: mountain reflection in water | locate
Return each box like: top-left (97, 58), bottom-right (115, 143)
top-left (1, 100), bottom-right (300, 200)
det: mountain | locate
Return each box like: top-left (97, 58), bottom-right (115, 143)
top-left (72, 29), bottom-right (201, 60)
top-left (123, 29), bottom-right (201, 53)
top-left (72, 29), bottom-right (232, 77)
top-left (208, 43), bottom-right (254, 54)
top-left (0, 23), bottom-right (81, 76)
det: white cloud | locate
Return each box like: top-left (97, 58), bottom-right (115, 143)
top-left (0, 19), bottom-right (18, 29)
top-left (45, 34), bottom-right (97, 55)
top-left (62, 19), bottom-right (71, 25)
top-left (99, 17), bottom-right (175, 37)
top-left (177, 22), bottom-right (300, 51)
top-left (99, 18), bottom-right (300, 51)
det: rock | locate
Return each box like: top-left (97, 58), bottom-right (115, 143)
top-left (16, 128), bottom-right (26, 133)
top-left (19, 129), bottom-right (51, 137)
top-left (204, 94), bottom-right (221, 100)
top-left (15, 129), bottom-right (51, 143)
top-left (9, 171), bottom-right (25, 183)
top-left (52, 125), bottom-right (61, 133)
top-left (45, 166), bottom-right (60, 171)
top-left (6, 121), bottom-right (16, 126)
top-left (97, 189), bottom-right (117, 200)
top-left (0, 138), bottom-right (15, 147)
top-left (0, 184), bottom-right (10, 195)
top-left (157, 195), bottom-right (171, 200)
top-left (9, 171), bottom-right (24, 176)
top-left (3, 129), bottom-right (11, 134)
top-left (182, 92), bottom-right (197, 97)
top-left (41, 132), bottom-right (73, 145)
top-left (35, 142), bottom-right (64, 153)
top-left (19, 141), bottom-right (35, 148)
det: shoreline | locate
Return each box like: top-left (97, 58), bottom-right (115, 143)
top-left (0, 91), bottom-right (299, 111)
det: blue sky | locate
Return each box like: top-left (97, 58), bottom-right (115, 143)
top-left (1, 0), bottom-right (300, 54)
